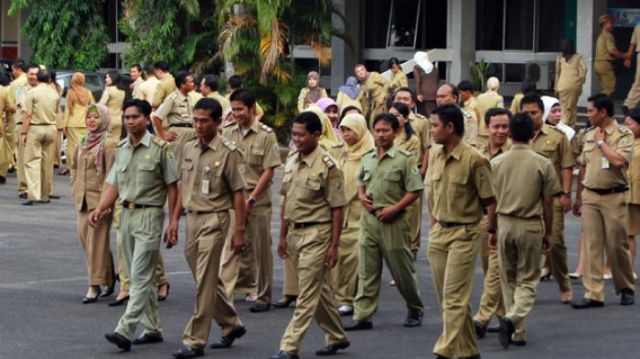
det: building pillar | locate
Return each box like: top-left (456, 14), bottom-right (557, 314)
top-left (576, 0), bottom-right (607, 105)
top-left (447, 0), bottom-right (476, 84)
top-left (331, 0), bottom-right (360, 95)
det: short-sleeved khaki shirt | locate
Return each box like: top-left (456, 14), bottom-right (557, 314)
top-left (359, 146), bottom-right (423, 211)
top-left (581, 121), bottom-right (633, 189)
top-left (463, 97), bottom-right (482, 127)
top-left (153, 74), bottom-right (176, 108)
top-left (0, 85), bottom-right (15, 119)
top-left (532, 124), bottom-right (575, 181)
top-left (155, 90), bottom-right (194, 126)
top-left (9, 73), bottom-right (28, 124)
top-left (479, 140), bottom-right (511, 160)
top-left (491, 144), bottom-right (562, 218)
top-left (137, 76), bottom-right (160, 104)
top-left (595, 31), bottom-right (616, 61)
top-left (106, 132), bottom-right (178, 206)
top-left (179, 135), bottom-right (246, 212)
top-left (281, 146), bottom-right (346, 223)
top-left (25, 83), bottom-right (60, 125)
top-left (628, 138), bottom-right (640, 204)
top-left (408, 111), bottom-right (431, 151)
top-left (427, 142), bottom-right (494, 223)
top-left (207, 91), bottom-right (231, 114)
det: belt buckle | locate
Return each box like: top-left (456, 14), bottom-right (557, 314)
top-left (127, 202), bottom-right (136, 210)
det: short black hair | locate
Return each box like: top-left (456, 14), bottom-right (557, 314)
top-left (36, 69), bottom-right (50, 83)
top-left (107, 70), bottom-right (121, 86)
top-left (628, 107), bottom-right (640, 124)
top-left (388, 57), bottom-right (401, 69)
top-left (457, 80), bottom-right (474, 93)
top-left (293, 111), bottom-right (322, 134)
top-left (520, 94), bottom-right (544, 112)
top-left (339, 105), bottom-right (362, 120)
top-left (194, 97), bottom-right (222, 120)
top-left (432, 104), bottom-right (464, 136)
top-left (130, 64), bottom-right (143, 72)
top-left (373, 113), bottom-right (400, 131)
top-left (0, 72), bottom-right (10, 86)
top-left (123, 98), bottom-right (152, 117)
top-left (175, 71), bottom-right (192, 88)
top-left (229, 88), bottom-right (256, 108)
top-left (153, 61), bottom-right (170, 72)
top-left (12, 59), bottom-right (27, 72)
top-left (588, 93), bottom-right (614, 117)
top-left (28, 63), bottom-right (40, 72)
top-left (509, 112), bottom-right (535, 142)
top-left (394, 87), bottom-right (416, 104)
top-left (228, 75), bottom-right (243, 90)
top-left (201, 74), bottom-right (219, 92)
top-left (441, 83), bottom-right (459, 101)
top-left (484, 108), bottom-right (512, 126)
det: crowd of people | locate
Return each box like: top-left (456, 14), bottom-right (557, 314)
top-left (1, 15), bottom-right (640, 359)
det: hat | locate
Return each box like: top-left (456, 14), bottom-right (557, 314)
top-left (413, 51), bottom-right (434, 74)
top-left (599, 14), bottom-right (612, 24)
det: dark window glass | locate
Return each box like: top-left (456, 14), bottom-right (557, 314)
top-left (364, 60), bottom-right (385, 73)
top-left (416, 0), bottom-right (447, 49)
top-left (486, 63), bottom-right (503, 82)
top-left (387, 0), bottom-right (421, 48)
top-left (505, 63), bottom-right (526, 82)
top-left (505, 0), bottom-right (534, 50)
top-left (364, 0), bottom-right (392, 48)
top-left (537, 0), bottom-right (565, 51)
top-left (476, 0), bottom-right (503, 50)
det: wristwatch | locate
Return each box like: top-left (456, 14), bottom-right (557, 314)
top-left (596, 140), bottom-right (604, 148)
top-left (248, 197), bottom-right (257, 206)
top-left (561, 191), bottom-right (571, 197)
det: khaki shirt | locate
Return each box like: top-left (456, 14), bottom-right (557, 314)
top-left (532, 124), bottom-right (575, 181)
top-left (628, 138), bottom-right (640, 204)
top-left (9, 73), bottom-right (28, 124)
top-left (281, 146), bottom-right (346, 223)
top-left (491, 144), bottom-right (562, 218)
top-left (155, 90), bottom-right (194, 126)
top-left (222, 120), bottom-right (281, 205)
top-left (71, 137), bottom-right (118, 211)
top-left (509, 93), bottom-right (523, 114)
top-left (25, 83), bottom-right (60, 125)
top-left (555, 54), bottom-right (588, 93)
top-left (207, 91), bottom-right (231, 114)
top-left (463, 96), bottom-right (482, 126)
top-left (595, 30), bottom-right (616, 61)
top-left (359, 72), bottom-right (389, 113)
top-left (153, 74), bottom-right (176, 108)
top-left (408, 111), bottom-right (431, 151)
top-left (64, 93), bottom-right (96, 128)
top-left (106, 132), bottom-right (178, 206)
top-left (427, 142), bottom-right (494, 223)
top-left (631, 24), bottom-right (640, 52)
top-left (389, 71), bottom-right (408, 91)
top-left (137, 76), bottom-right (160, 104)
top-left (462, 108), bottom-right (479, 146)
top-left (394, 130), bottom-right (421, 166)
top-left (130, 77), bottom-right (144, 99)
top-left (581, 121), bottom-right (633, 190)
top-left (479, 140), bottom-right (511, 160)
top-left (98, 86), bottom-right (125, 123)
top-left (179, 135), bottom-right (246, 212)
top-left (359, 146), bottom-right (423, 210)
top-left (0, 85), bottom-right (15, 121)
top-left (475, 92), bottom-right (504, 137)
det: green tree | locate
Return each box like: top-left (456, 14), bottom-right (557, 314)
top-left (9, 0), bottom-right (109, 71)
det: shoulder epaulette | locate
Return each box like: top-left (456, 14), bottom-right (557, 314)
top-left (332, 142), bottom-right (345, 149)
top-left (221, 138), bottom-right (238, 151)
top-left (322, 155), bottom-right (336, 168)
top-left (151, 136), bottom-right (168, 148)
top-left (259, 122), bottom-right (274, 133)
top-left (619, 124), bottom-right (631, 133)
top-left (414, 113), bottom-right (427, 120)
top-left (118, 138), bottom-right (128, 147)
top-left (223, 121), bottom-right (237, 128)
top-left (399, 149), bottom-right (413, 157)
top-left (363, 148), bottom-right (375, 156)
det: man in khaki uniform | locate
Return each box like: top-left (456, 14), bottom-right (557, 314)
top-left (165, 98), bottom-right (248, 359)
top-left (270, 111), bottom-right (349, 359)
top-left (200, 75), bottom-right (231, 114)
top-left (90, 99), bottom-right (178, 352)
top-left (473, 108), bottom-right (510, 338)
top-left (153, 71), bottom-right (197, 159)
top-left (521, 95), bottom-right (575, 303)
top-left (152, 61), bottom-right (176, 109)
top-left (220, 89), bottom-right (281, 313)
top-left (436, 83), bottom-right (478, 147)
top-left (355, 64), bottom-right (389, 127)
top-left (137, 64), bottom-right (161, 105)
top-left (130, 64), bottom-right (144, 99)
top-left (5, 60), bottom-right (27, 172)
top-left (490, 112), bottom-right (561, 349)
top-left (20, 69), bottom-right (60, 205)
top-left (12, 63), bottom-right (37, 196)
top-left (623, 24), bottom-right (640, 114)
top-left (573, 93), bottom-right (636, 309)
top-left (458, 81), bottom-right (482, 122)
top-left (344, 113), bottom-right (424, 331)
top-left (475, 77), bottom-right (504, 148)
top-left (426, 104), bottom-right (496, 359)
top-left (0, 80), bottom-right (16, 183)
top-left (595, 15), bottom-right (624, 96)
top-left (224, 75), bottom-right (265, 122)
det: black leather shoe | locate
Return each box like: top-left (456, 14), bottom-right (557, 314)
top-left (269, 350), bottom-right (299, 359)
top-left (474, 320), bottom-right (486, 339)
top-left (101, 284), bottom-right (115, 298)
top-left (315, 341), bottom-right (350, 356)
top-left (105, 332), bottom-right (131, 351)
top-left (0, 176), bottom-right (6, 184)
top-left (460, 355), bottom-right (481, 359)
top-left (250, 302), bottom-right (271, 313)
top-left (273, 296), bottom-right (297, 308)
top-left (18, 192), bottom-right (27, 199)
top-left (403, 313), bottom-right (422, 327)
top-left (108, 294), bottom-right (129, 307)
top-left (49, 194), bottom-right (61, 199)
top-left (571, 298), bottom-right (605, 309)
top-left (22, 200), bottom-right (35, 206)
top-left (486, 323), bottom-right (501, 333)
top-left (37, 200), bottom-right (50, 204)
top-left (210, 326), bottom-right (246, 349)
top-left (132, 332), bottom-right (163, 345)
top-left (621, 289), bottom-right (635, 306)
top-left (498, 317), bottom-right (514, 349)
top-left (83, 291), bottom-right (101, 304)
top-left (172, 346), bottom-right (204, 359)
top-left (435, 355), bottom-right (450, 359)
top-left (510, 339), bottom-right (526, 346)
top-left (344, 320), bottom-right (373, 331)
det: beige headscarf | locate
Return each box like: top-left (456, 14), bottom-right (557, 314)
top-left (339, 113), bottom-right (375, 201)
top-left (303, 105), bottom-right (339, 149)
top-left (67, 72), bottom-right (90, 116)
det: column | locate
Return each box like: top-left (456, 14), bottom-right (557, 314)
top-left (576, 0), bottom-right (607, 105)
top-left (446, 0), bottom-right (476, 84)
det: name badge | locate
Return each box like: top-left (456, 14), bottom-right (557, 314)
top-left (601, 157), bottom-right (610, 169)
top-left (202, 166), bottom-right (211, 194)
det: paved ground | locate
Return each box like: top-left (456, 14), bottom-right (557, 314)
top-left (1, 169), bottom-right (639, 359)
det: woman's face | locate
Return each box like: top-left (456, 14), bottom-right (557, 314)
top-left (105, 74), bottom-right (112, 86)
top-left (86, 112), bottom-right (101, 132)
top-left (625, 116), bottom-right (640, 138)
top-left (390, 64), bottom-right (400, 74)
top-left (307, 77), bottom-right (318, 88)
top-left (340, 126), bottom-right (359, 146)
top-left (547, 106), bottom-right (562, 125)
top-left (389, 108), bottom-right (406, 128)
top-left (325, 105), bottom-right (339, 125)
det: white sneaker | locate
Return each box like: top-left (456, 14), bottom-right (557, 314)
top-left (338, 305), bottom-right (353, 316)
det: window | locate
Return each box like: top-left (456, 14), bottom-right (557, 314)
top-left (476, 0), bottom-right (503, 50)
top-left (364, 0), bottom-right (392, 48)
top-left (538, 0), bottom-right (567, 51)
top-left (505, 0), bottom-right (534, 50)
top-left (387, 0), bottom-right (421, 48)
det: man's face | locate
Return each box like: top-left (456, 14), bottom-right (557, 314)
top-left (459, 90), bottom-right (472, 101)
top-left (199, 79), bottom-right (211, 96)
top-left (130, 67), bottom-right (141, 80)
top-left (625, 116), bottom-right (640, 138)
top-left (373, 120), bottom-right (396, 149)
top-left (586, 101), bottom-right (606, 127)
top-left (291, 122), bottom-right (319, 154)
top-left (27, 68), bottom-right (38, 86)
top-left (487, 114), bottom-right (510, 147)
top-left (393, 90), bottom-right (414, 108)
top-left (11, 66), bottom-right (20, 78)
top-left (231, 100), bottom-right (254, 126)
top-left (436, 85), bottom-right (457, 106)
top-left (181, 75), bottom-right (195, 93)
top-left (193, 108), bottom-right (219, 140)
top-left (355, 66), bottom-right (366, 79)
top-left (123, 106), bottom-right (149, 137)
top-left (522, 103), bottom-right (544, 130)
top-left (430, 114), bottom-right (453, 144)
top-left (604, 20), bottom-right (614, 32)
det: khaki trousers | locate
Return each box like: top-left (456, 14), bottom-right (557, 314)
top-left (329, 226), bottom-right (359, 306)
top-left (220, 209), bottom-right (258, 297)
top-left (427, 223), bottom-right (480, 359)
top-left (183, 211), bottom-right (243, 349)
top-left (497, 215), bottom-right (543, 342)
top-left (624, 53), bottom-right (640, 109)
top-left (5, 114), bottom-right (16, 162)
top-left (24, 124), bottom-right (56, 201)
top-left (595, 61), bottom-right (616, 96)
top-left (77, 210), bottom-right (115, 286)
top-left (581, 190), bottom-right (635, 301)
top-left (65, 127), bottom-right (87, 175)
top-left (0, 124), bottom-right (10, 176)
top-left (15, 124), bottom-right (27, 193)
top-left (115, 207), bottom-right (164, 340)
top-left (558, 87), bottom-right (582, 127)
top-left (474, 218), bottom-right (505, 326)
top-left (279, 224), bottom-right (347, 353)
top-left (548, 200), bottom-right (570, 291)
top-left (282, 258), bottom-right (299, 297)
top-left (54, 130), bottom-right (62, 167)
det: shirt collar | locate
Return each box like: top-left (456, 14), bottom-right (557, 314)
top-left (511, 143), bottom-right (529, 150)
top-left (298, 145), bottom-right (322, 166)
top-left (444, 141), bottom-right (464, 161)
top-left (126, 131), bottom-right (152, 148)
top-left (372, 146), bottom-right (396, 159)
top-left (604, 120), bottom-right (616, 135)
top-left (194, 134), bottom-right (221, 151)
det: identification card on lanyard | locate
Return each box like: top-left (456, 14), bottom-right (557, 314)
top-left (201, 166), bottom-right (211, 195)
top-left (601, 157), bottom-right (610, 170)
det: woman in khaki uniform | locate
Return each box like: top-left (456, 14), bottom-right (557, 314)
top-left (336, 77), bottom-right (363, 113)
top-left (64, 73), bottom-right (95, 177)
top-left (71, 104), bottom-right (116, 303)
top-left (388, 57), bottom-right (408, 94)
top-left (297, 71), bottom-right (327, 113)
top-left (99, 71), bottom-right (126, 139)
top-left (555, 39), bottom-right (587, 127)
top-left (329, 113), bottom-right (375, 316)
top-left (624, 108), bottom-right (640, 276)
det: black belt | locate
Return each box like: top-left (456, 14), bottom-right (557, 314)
top-left (186, 209), bottom-right (218, 215)
top-left (169, 123), bottom-right (193, 128)
top-left (122, 201), bottom-right (163, 210)
top-left (586, 186), bottom-right (628, 195)
top-left (438, 221), bottom-right (467, 228)
top-left (291, 221), bottom-right (329, 229)
top-left (30, 123), bottom-right (56, 126)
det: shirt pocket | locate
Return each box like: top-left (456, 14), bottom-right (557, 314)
top-left (249, 146), bottom-right (264, 167)
top-left (302, 178), bottom-right (323, 199)
top-left (449, 174), bottom-right (469, 197)
top-left (137, 161), bottom-right (157, 183)
top-left (383, 169), bottom-right (402, 182)
top-left (539, 142), bottom-right (557, 158)
top-left (180, 161), bottom-right (193, 182)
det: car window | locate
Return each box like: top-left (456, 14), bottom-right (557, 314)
top-left (85, 75), bottom-right (102, 92)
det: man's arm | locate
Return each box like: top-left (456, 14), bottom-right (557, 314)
top-left (325, 206), bottom-right (344, 269)
top-left (277, 196), bottom-right (289, 259)
top-left (573, 165), bottom-right (585, 216)
top-left (230, 190), bottom-right (247, 254)
top-left (250, 167), bottom-right (274, 204)
top-left (376, 190), bottom-right (421, 222)
top-left (560, 168), bottom-right (573, 212)
top-left (165, 183), bottom-right (183, 248)
top-left (89, 184), bottom-right (119, 226)
top-left (542, 194), bottom-right (554, 255)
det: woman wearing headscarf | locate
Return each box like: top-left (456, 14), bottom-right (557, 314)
top-left (329, 113), bottom-right (375, 316)
top-left (336, 76), bottom-right (363, 112)
top-left (99, 70), bottom-right (125, 139)
top-left (297, 71), bottom-right (327, 113)
top-left (316, 97), bottom-right (341, 140)
top-left (555, 38), bottom-right (587, 127)
top-left (64, 72), bottom-right (95, 177)
top-left (542, 95), bottom-right (575, 141)
top-left (71, 104), bottom-right (116, 304)
top-left (303, 104), bottom-right (340, 150)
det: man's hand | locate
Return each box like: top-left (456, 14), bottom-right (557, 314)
top-left (162, 131), bottom-right (178, 142)
top-left (542, 234), bottom-right (553, 255)
top-left (88, 207), bottom-right (110, 227)
top-left (325, 244), bottom-right (339, 269)
top-left (625, 59), bottom-right (632, 68)
top-left (20, 133), bottom-right (27, 146)
top-left (376, 206), bottom-right (399, 222)
top-left (594, 127), bottom-right (606, 142)
top-left (488, 233), bottom-right (497, 251)
top-left (359, 192), bottom-right (373, 213)
top-left (560, 194), bottom-right (571, 213)
top-left (230, 230), bottom-right (246, 255)
top-left (164, 220), bottom-right (179, 248)
top-left (277, 237), bottom-right (289, 259)
top-left (573, 198), bottom-right (582, 217)
top-left (417, 94), bottom-right (424, 102)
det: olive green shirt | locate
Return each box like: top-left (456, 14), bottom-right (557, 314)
top-left (581, 121), bottom-right (633, 189)
top-left (106, 132), bottom-right (179, 206)
top-left (25, 83), bottom-right (60, 125)
top-left (359, 146), bottom-right (423, 210)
